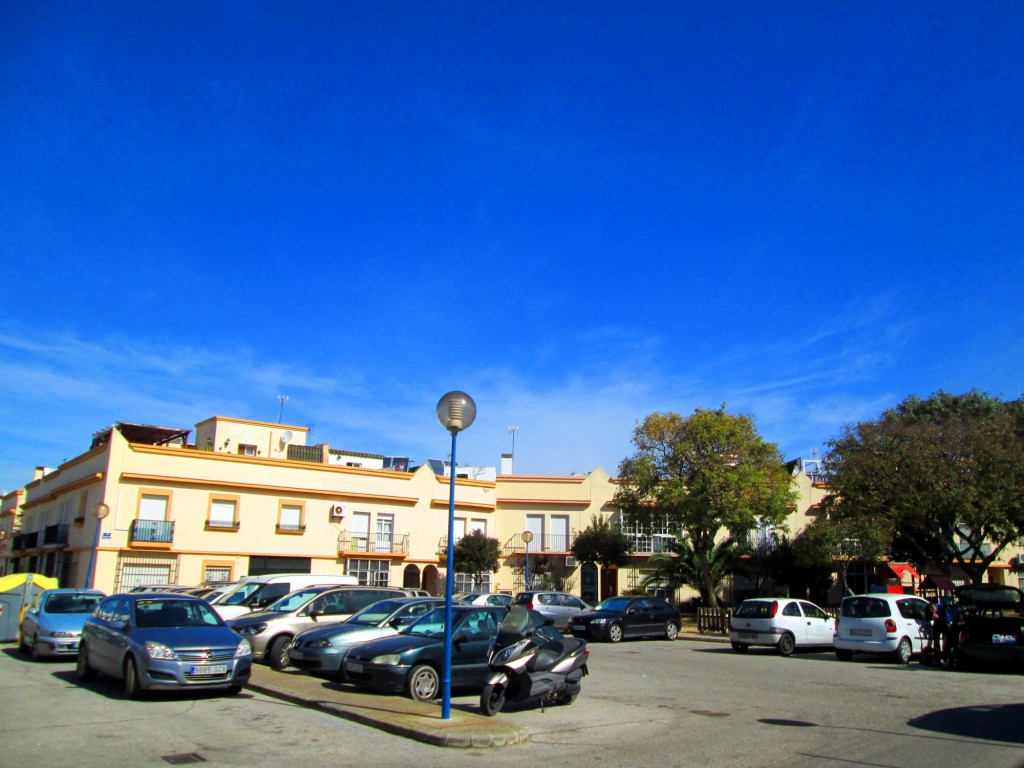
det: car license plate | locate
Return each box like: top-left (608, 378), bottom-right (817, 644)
top-left (345, 662), bottom-right (363, 674)
top-left (738, 632), bottom-right (757, 640)
top-left (851, 629), bottom-right (872, 637)
top-left (189, 664), bottom-right (228, 676)
top-left (992, 634), bottom-right (1017, 644)
top-left (572, 625), bottom-right (584, 632)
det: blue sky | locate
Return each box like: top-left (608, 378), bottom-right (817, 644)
top-left (2, 3), bottom-right (1022, 493)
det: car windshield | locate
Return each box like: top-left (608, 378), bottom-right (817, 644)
top-left (402, 607), bottom-right (449, 636)
top-left (594, 597), bottom-right (631, 612)
top-left (134, 599), bottom-right (222, 628)
top-left (43, 593), bottom-right (102, 614)
top-left (218, 582), bottom-right (263, 606)
top-left (349, 599), bottom-right (404, 625)
top-left (735, 601), bottom-right (776, 618)
top-left (266, 588), bottom-right (327, 612)
top-left (841, 597), bottom-right (891, 619)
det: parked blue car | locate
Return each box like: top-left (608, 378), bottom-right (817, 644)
top-left (19, 588), bottom-right (105, 660)
top-left (76, 593), bottom-right (252, 698)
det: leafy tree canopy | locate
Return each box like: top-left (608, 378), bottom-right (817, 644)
top-left (570, 514), bottom-right (631, 568)
top-left (614, 407), bottom-right (797, 602)
top-left (822, 390), bottom-right (1024, 584)
top-left (452, 529), bottom-right (502, 587)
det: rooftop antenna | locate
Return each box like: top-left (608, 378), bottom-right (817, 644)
top-left (277, 395), bottom-right (289, 424)
top-left (508, 425), bottom-right (519, 472)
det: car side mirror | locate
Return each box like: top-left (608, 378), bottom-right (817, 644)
top-left (452, 631), bottom-right (469, 646)
top-left (308, 610), bottom-right (322, 621)
top-left (115, 620), bottom-right (130, 632)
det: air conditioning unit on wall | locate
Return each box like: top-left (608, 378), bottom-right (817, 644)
top-left (566, 556), bottom-right (578, 568)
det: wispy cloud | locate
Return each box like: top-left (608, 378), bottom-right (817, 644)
top-left (0, 301), bottom-right (910, 491)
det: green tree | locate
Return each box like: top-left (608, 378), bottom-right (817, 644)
top-left (640, 537), bottom-right (746, 603)
top-left (570, 514), bottom-right (631, 569)
top-left (614, 408), bottom-right (798, 604)
top-left (795, 514), bottom-right (892, 596)
top-left (452, 529), bottom-right (502, 589)
top-left (570, 515), bottom-right (631, 597)
top-left (824, 390), bottom-right (1024, 584)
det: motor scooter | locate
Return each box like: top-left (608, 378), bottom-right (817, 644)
top-left (479, 605), bottom-right (589, 716)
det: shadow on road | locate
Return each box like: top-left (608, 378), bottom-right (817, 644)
top-left (908, 703), bottom-right (1024, 744)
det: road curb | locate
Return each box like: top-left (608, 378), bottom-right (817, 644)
top-left (246, 671), bottom-right (530, 748)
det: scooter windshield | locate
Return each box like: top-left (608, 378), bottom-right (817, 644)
top-left (495, 605), bottom-right (532, 646)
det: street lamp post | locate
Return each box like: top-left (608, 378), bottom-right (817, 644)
top-left (436, 391), bottom-right (476, 720)
top-left (84, 502), bottom-right (110, 589)
top-left (522, 530), bottom-right (534, 591)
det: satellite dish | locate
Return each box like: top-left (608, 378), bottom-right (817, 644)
top-left (279, 430), bottom-right (293, 445)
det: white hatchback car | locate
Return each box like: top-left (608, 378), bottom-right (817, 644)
top-left (729, 597), bottom-right (834, 656)
top-left (833, 593), bottom-right (932, 664)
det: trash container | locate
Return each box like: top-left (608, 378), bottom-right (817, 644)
top-left (0, 573), bottom-right (59, 642)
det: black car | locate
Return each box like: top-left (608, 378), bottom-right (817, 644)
top-left (342, 605), bottom-right (508, 701)
top-left (942, 584), bottom-right (1024, 671)
top-left (570, 596), bottom-right (681, 642)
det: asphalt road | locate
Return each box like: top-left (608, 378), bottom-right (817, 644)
top-left (2, 638), bottom-right (1022, 768)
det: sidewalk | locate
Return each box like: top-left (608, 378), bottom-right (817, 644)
top-left (246, 622), bottom-right (730, 749)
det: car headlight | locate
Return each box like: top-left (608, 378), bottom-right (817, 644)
top-left (238, 623), bottom-right (267, 636)
top-left (145, 641), bottom-right (178, 660)
top-left (371, 653), bottom-right (402, 666)
top-left (235, 640), bottom-right (252, 658)
top-left (309, 638), bottom-right (332, 648)
top-left (591, 618), bottom-right (606, 625)
top-left (51, 631), bottom-right (78, 638)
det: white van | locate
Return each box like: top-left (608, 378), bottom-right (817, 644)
top-left (212, 574), bottom-right (358, 621)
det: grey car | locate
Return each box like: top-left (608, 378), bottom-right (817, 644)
top-left (19, 589), bottom-right (104, 660)
top-left (513, 591), bottom-right (590, 630)
top-left (287, 597), bottom-right (447, 680)
top-left (76, 593), bottom-right (252, 698)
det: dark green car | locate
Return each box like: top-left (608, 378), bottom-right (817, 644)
top-left (343, 605), bottom-right (507, 701)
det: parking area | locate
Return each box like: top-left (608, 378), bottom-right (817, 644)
top-left (3, 636), bottom-right (1023, 768)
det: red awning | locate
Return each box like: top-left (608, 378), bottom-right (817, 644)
top-left (921, 574), bottom-right (956, 592)
top-left (883, 563), bottom-right (921, 581)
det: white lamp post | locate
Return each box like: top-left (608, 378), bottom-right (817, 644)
top-left (522, 530), bottom-right (534, 591)
top-left (436, 390), bottom-right (476, 719)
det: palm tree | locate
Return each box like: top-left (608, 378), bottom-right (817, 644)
top-left (641, 537), bottom-right (747, 605)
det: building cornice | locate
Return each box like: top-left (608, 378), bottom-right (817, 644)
top-left (119, 473), bottom-right (419, 506)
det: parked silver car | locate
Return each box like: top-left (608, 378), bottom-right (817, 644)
top-left (228, 585), bottom-right (408, 669)
top-left (19, 589), bottom-right (104, 660)
top-left (512, 591), bottom-right (590, 630)
top-left (76, 593), bottom-right (252, 698)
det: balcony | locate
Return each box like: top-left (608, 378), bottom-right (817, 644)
top-left (337, 532), bottom-right (409, 556)
top-left (626, 533), bottom-right (678, 555)
top-left (129, 519), bottom-right (175, 545)
top-left (42, 523), bottom-right (69, 547)
top-left (497, 532), bottom-right (573, 556)
top-left (13, 531), bottom-right (38, 552)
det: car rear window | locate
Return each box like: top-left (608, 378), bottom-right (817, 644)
top-left (734, 601), bottom-right (775, 618)
top-left (841, 597), bottom-right (891, 619)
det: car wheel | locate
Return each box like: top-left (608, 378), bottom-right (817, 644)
top-left (607, 623), bottom-right (623, 643)
top-left (664, 621), bottom-right (679, 641)
top-left (76, 644), bottom-right (97, 682)
top-left (18, 631), bottom-right (30, 654)
top-left (268, 636), bottom-right (292, 670)
top-left (30, 641), bottom-right (43, 662)
top-left (406, 664), bottom-right (440, 702)
top-left (777, 633), bottom-right (795, 657)
top-left (480, 682), bottom-right (506, 716)
top-left (731, 642), bottom-right (749, 654)
top-left (123, 657), bottom-right (142, 699)
top-left (224, 685), bottom-right (243, 696)
top-left (835, 649), bottom-right (853, 661)
top-left (894, 637), bottom-right (912, 665)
